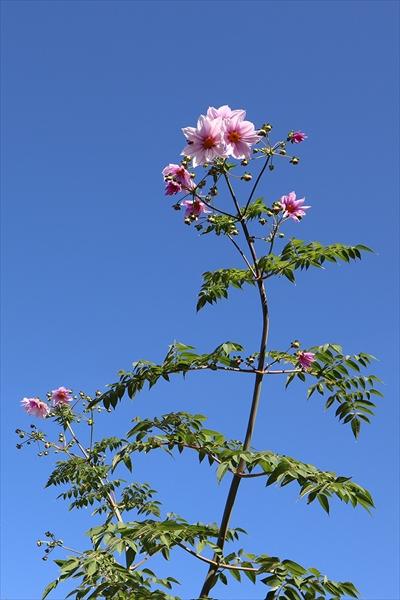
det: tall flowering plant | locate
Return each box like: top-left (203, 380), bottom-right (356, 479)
top-left (17, 106), bottom-right (381, 600)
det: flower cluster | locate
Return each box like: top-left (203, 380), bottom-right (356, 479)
top-left (182, 105), bottom-right (261, 166)
top-left (162, 163), bottom-right (194, 196)
top-left (20, 387), bottom-right (72, 419)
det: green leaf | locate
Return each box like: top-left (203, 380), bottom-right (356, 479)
top-left (42, 579), bottom-right (59, 600)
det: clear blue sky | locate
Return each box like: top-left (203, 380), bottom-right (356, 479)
top-left (1, 1), bottom-right (398, 599)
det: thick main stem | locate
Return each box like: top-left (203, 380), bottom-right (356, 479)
top-left (198, 288), bottom-right (268, 597)
top-left (199, 247), bottom-right (269, 598)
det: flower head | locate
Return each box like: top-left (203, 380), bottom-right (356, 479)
top-left (162, 163), bottom-right (194, 195)
top-left (280, 191), bottom-right (310, 221)
top-left (224, 115), bottom-right (261, 160)
top-left (289, 130), bottom-right (307, 144)
top-left (181, 199), bottom-right (211, 219)
top-left (21, 397), bottom-right (50, 418)
top-left (207, 105), bottom-right (246, 122)
top-left (182, 115), bottom-right (227, 167)
top-left (51, 386), bottom-right (72, 406)
top-left (298, 351), bottom-right (315, 370)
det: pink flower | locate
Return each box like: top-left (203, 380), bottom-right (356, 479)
top-left (182, 115), bottom-right (227, 167)
top-left (21, 397), bottom-right (50, 418)
top-left (162, 163), bottom-right (194, 195)
top-left (181, 199), bottom-right (211, 218)
top-left (224, 115), bottom-right (261, 160)
top-left (164, 180), bottom-right (182, 196)
top-left (289, 131), bottom-right (307, 144)
top-left (298, 351), bottom-right (315, 370)
top-left (280, 191), bottom-right (310, 221)
top-left (51, 386), bottom-right (72, 406)
top-left (207, 105), bottom-right (246, 122)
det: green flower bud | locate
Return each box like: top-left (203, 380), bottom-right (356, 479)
top-left (241, 173), bottom-right (252, 181)
top-left (262, 122), bottom-right (272, 132)
top-left (291, 340), bottom-right (301, 349)
top-left (290, 156), bottom-right (300, 165)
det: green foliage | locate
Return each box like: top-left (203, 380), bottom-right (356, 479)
top-left (197, 268), bottom-right (255, 311)
top-left (46, 456), bottom-right (123, 514)
top-left (258, 239), bottom-right (372, 282)
top-left (283, 344), bottom-right (381, 437)
top-left (43, 551), bottom-right (180, 600)
top-left (202, 214), bottom-right (239, 236)
top-left (242, 197), bottom-right (269, 220)
top-left (116, 411), bottom-right (373, 514)
top-left (88, 341), bottom-right (244, 410)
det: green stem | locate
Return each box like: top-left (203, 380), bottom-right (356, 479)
top-left (199, 175), bottom-right (270, 598)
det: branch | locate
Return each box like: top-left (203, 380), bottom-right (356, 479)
top-left (178, 543), bottom-right (258, 573)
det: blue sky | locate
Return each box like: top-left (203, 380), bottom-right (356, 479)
top-left (1, 1), bottom-right (399, 599)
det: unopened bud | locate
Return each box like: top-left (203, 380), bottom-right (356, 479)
top-left (44, 442), bottom-right (50, 448)
top-left (279, 149), bottom-right (287, 156)
top-left (291, 340), bottom-right (301, 349)
top-left (268, 164), bottom-right (275, 171)
top-left (16, 444), bottom-right (22, 449)
top-left (210, 186), bottom-right (218, 196)
top-left (290, 157), bottom-right (300, 165)
top-left (278, 232), bottom-right (285, 238)
top-left (241, 173), bottom-right (252, 182)
top-left (262, 122), bottom-right (272, 132)
top-left (241, 159), bottom-right (249, 166)
top-left (37, 540), bottom-right (42, 547)
top-left (258, 218), bottom-right (267, 225)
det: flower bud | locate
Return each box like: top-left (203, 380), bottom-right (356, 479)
top-left (15, 429), bottom-right (21, 434)
top-left (241, 173), bottom-right (252, 182)
top-left (290, 157), bottom-right (300, 165)
top-left (241, 159), bottom-right (249, 166)
top-left (16, 444), bottom-right (22, 449)
top-left (268, 164), bottom-right (275, 171)
top-left (279, 149), bottom-right (287, 156)
top-left (262, 122), bottom-right (272, 132)
top-left (43, 451), bottom-right (48, 456)
top-left (210, 186), bottom-right (218, 196)
top-left (87, 419), bottom-right (93, 426)
top-left (258, 218), bottom-right (267, 225)
top-left (291, 340), bottom-right (301, 349)
top-left (36, 541), bottom-right (42, 547)
top-left (44, 442), bottom-right (50, 448)
top-left (42, 556), bottom-right (48, 561)
top-left (278, 232), bottom-right (285, 238)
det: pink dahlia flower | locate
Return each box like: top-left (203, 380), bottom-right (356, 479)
top-left (224, 115), bottom-right (261, 160)
top-left (21, 397), bottom-right (50, 418)
top-left (289, 130), bottom-right (307, 144)
top-left (298, 351), bottom-right (316, 370)
top-left (280, 191), bottom-right (310, 221)
top-left (181, 199), bottom-right (211, 218)
top-left (51, 386), bottom-right (72, 406)
top-left (207, 105), bottom-right (246, 122)
top-left (182, 115), bottom-right (227, 167)
top-left (162, 163), bottom-right (194, 195)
